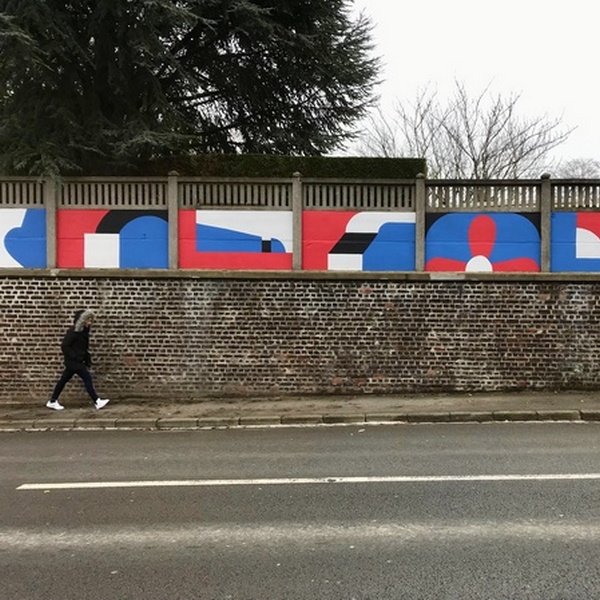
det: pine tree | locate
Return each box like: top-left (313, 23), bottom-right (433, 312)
top-left (0, 0), bottom-right (378, 175)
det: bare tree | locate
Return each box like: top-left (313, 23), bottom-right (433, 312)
top-left (354, 82), bottom-right (573, 179)
top-left (553, 158), bottom-right (600, 178)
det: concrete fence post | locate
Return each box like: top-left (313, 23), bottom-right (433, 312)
top-left (292, 172), bottom-right (303, 270)
top-left (415, 173), bottom-right (426, 272)
top-left (540, 173), bottom-right (552, 272)
top-left (168, 171), bottom-right (179, 270)
top-left (44, 178), bottom-right (57, 269)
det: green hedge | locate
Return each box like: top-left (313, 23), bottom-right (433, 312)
top-left (129, 154), bottom-right (426, 179)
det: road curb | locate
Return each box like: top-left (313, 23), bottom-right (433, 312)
top-left (449, 411), bottom-right (494, 422)
top-left (323, 414), bottom-right (366, 424)
top-left (580, 409), bottom-right (600, 421)
top-left (0, 410), bottom-right (595, 431)
top-left (157, 418), bottom-right (199, 429)
top-left (536, 410), bottom-right (580, 421)
top-left (492, 410), bottom-right (538, 421)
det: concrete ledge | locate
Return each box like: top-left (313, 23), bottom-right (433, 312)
top-left (7, 268), bottom-right (600, 284)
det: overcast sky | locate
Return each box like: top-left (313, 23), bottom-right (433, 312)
top-left (351, 0), bottom-right (599, 163)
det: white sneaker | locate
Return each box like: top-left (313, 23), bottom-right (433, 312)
top-left (46, 400), bottom-right (65, 411)
top-left (95, 398), bottom-right (110, 410)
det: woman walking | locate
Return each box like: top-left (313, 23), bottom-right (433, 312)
top-left (46, 309), bottom-right (110, 410)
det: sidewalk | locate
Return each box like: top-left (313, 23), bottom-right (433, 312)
top-left (2, 390), bottom-right (600, 431)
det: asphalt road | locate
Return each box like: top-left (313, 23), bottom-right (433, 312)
top-left (2, 423), bottom-right (600, 599)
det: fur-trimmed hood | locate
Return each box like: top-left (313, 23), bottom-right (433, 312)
top-left (73, 309), bottom-right (95, 332)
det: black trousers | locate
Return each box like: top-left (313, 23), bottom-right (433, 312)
top-left (51, 367), bottom-right (98, 402)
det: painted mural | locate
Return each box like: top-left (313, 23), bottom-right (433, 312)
top-left (9, 206), bottom-right (600, 273)
top-left (0, 208), bottom-right (46, 267)
top-left (425, 213), bottom-right (541, 272)
top-left (178, 210), bottom-right (293, 269)
top-left (551, 213), bottom-right (600, 272)
top-left (303, 211), bottom-right (416, 271)
top-left (57, 209), bottom-right (168, 268)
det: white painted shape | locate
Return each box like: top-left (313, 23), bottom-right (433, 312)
top-left (327, 254), bottom-right (363, 271)
top-left (0, 208), bottom-right (26, 267)
top-left (84, 233), bottom-right (120, 268)
top-left (345, 212), bottom-right (415, 233)
top-left (466, 255), bottom-right (493, 272)
top-left (576, 227), bottom-right (600, 258)
top-left (327, 212), bottom-right (416, 271)
top-left (196, 210), bottom-right (293, 252)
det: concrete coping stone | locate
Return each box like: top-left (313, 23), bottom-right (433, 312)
top-left (9, 267), bottom-right (600, 283)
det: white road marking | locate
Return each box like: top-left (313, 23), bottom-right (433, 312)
top-left (16, 472), bottom-right (600, 491)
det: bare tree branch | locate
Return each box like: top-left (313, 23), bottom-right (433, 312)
top-left (553, 158), bottom-right (600, 178)
top-left (353, 81), bottom-right (573, 179)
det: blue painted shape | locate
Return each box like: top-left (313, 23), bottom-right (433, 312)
top-left (489, 214), bottom-right (539, 264)
top-left (426, 213), bottom-right (540, 265)
top-left (363, 222), bottom-right (415, 271)
top-left (426, 214), bottom-right (474, 264)
top-left (270, 238), bottom-right (285, 253)
top-left (551, 212), bottom-right (600, 272)
top-left (5, 209), bottom-right (47, 267)
top-left (196, 224), bottom-right (285, 253)
top-left (119, 216), bottom-right (168, 268)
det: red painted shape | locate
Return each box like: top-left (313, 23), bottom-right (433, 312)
top-left (468, 215), bottom-right (496, 258)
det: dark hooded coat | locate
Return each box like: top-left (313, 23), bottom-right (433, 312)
top-left (61, 309), bottom-right (94, 370)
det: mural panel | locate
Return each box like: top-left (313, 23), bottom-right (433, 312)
top-left (179, 210), bottom-right (293, 269)
top-left (303, 211), bottom-right (416, 271)
top-left (551, 212), bottom-right (600, 271)
top-left (11, 206), bottom-right (595, 273)
top-left (0, 208), bottom-right (46, 267)
top-left (426, 213), bottom-right (540, 272)
top-left (57, 210), bottom-right (168, 268)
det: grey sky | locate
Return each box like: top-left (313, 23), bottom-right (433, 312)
top-left (352, 0), bottom-right (599, 163)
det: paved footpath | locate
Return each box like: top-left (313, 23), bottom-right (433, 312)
top-left (2, 391), bottom-right (600, 431)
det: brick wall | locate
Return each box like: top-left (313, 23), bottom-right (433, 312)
top-left (2, 272), bottom-right (600, 403)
